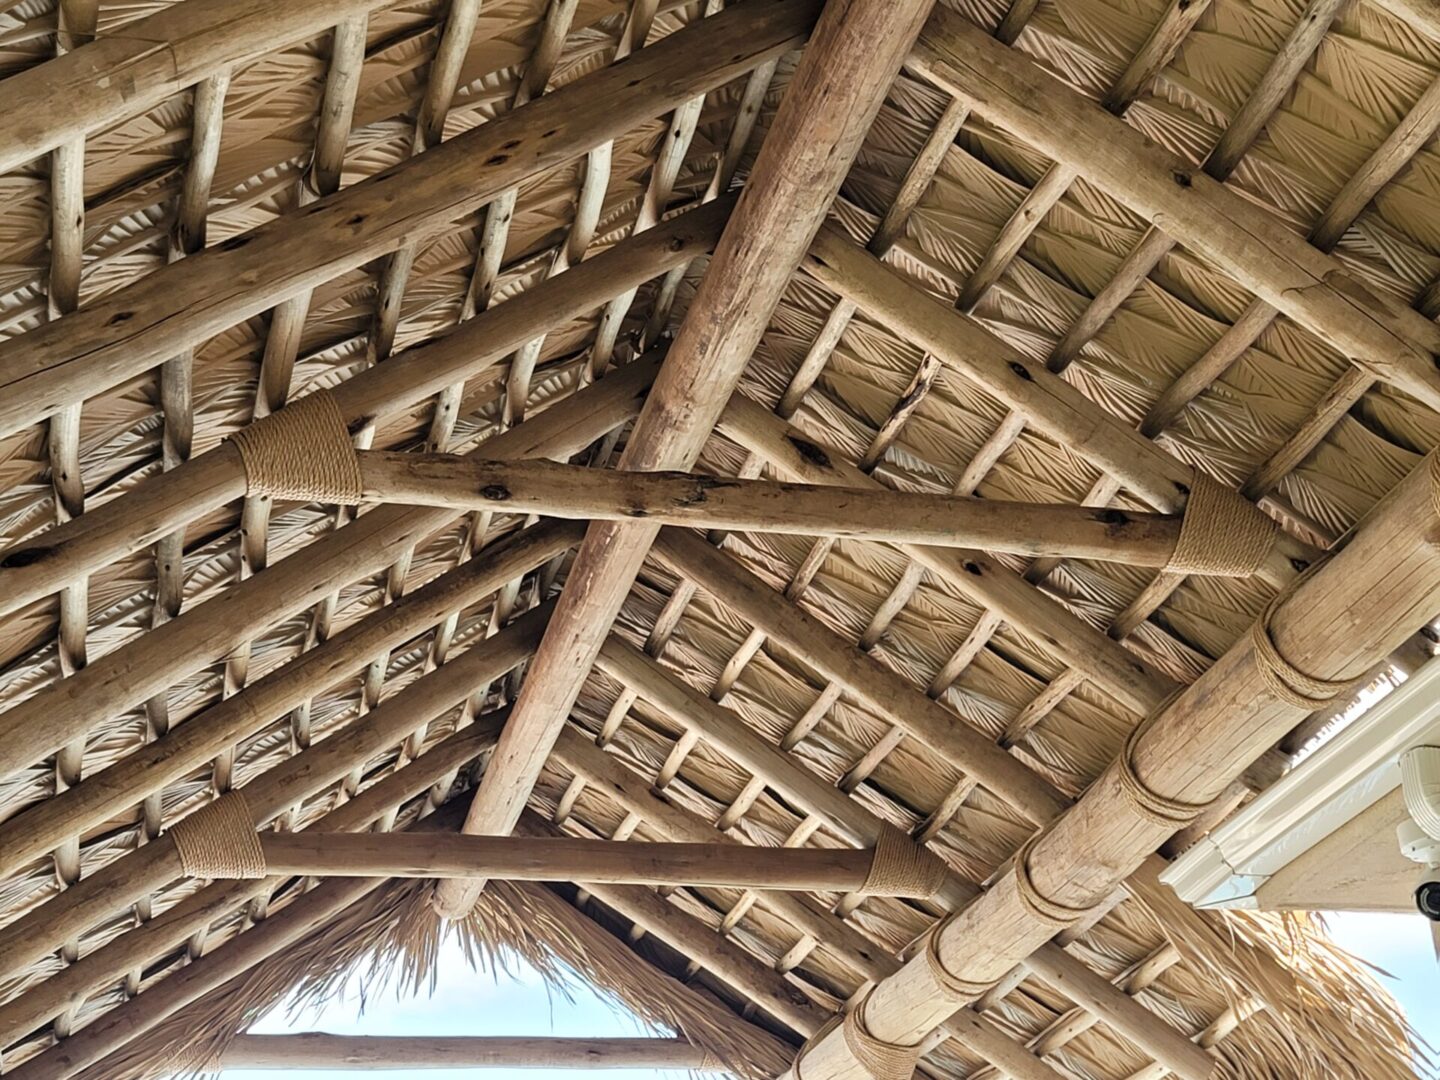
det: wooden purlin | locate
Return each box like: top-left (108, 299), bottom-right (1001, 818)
top-left (428, 0), bottom-right (937, 920)
top-left (218, 1033), bottom-right (716, 1071)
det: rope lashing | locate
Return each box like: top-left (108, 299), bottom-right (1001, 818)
top-left (861, 826), bottom-right (949, 899)
top-left (923, 910), bottom-right (994, 999)
top-left (842, 994), bottom-right (923, 1080)
top-left (1115, 696), bottom-right (1215, 829)
top-left (1012, 831), bottom-right (1092, 928)
top-left (168, 792), bottom-right (267, 879)
top-left (1250, 572), bottom-right (1360, 709)
top-left (1166, 474), bottom-right (1276, 576)
top-left (228, 389), bottom-right (364, 504)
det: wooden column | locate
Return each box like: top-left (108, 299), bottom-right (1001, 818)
top-left (909, 8), bottom-right (1440, 413)
top-left (780, 461), bottom-right (1440, 1073)
top-left (219, 1034), bottom-right (718, 1070)
top-left (430, 0), bottom-right (940, 919)
top-left (356, 451), bottom-right (1186, 566)
top-left (0, 0), bottom-right (816, 438)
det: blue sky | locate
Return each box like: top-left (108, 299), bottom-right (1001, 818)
top-left (217, 912), bottom-right (1439, 1078)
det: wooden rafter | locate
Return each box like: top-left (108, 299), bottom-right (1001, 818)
top-left (429, 0), bottom-right (939, 919)
top-left (218, 1033), bottom-right (716, 1071)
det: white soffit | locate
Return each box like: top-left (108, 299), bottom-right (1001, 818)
top-left (1161, 656), bottom-right (1440, 909)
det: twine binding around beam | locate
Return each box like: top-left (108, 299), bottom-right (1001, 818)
top-left (1250, 565), bottom-right (1359, 709)
top-left (1012, 830), bottom-right (1092, 929)
top-left (861, 826), bottom-right (949, 899)
top-left (794, 997), bottom-right (923, 1080)
top-left (229, 389), bottom-right (364, 504)
top-left (1166, 474), bottom-right (1276, 576)
top-left (1115, 696), bottom-right (1215, 829)
top-left (923, 910), bottom-right (994, 999)
top-left (168, 792), bottom-right (267, 880)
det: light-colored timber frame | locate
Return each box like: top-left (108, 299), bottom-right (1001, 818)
top-left (0, 0), bottom-right (1438, 1077)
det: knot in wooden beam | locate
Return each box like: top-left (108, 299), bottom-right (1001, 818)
top-left (229, 389), bottom-right (363, 503)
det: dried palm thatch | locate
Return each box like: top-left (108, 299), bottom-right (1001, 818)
top-left (3, 0), bottom-right (1440, 1076)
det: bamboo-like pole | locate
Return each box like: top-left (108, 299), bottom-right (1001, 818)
top-left (780, 471), bottom-right (1440, 1073)
top-left (0, 357), bottom-right (657, 786)
top-left (909, 8), bottom-right (1440, 413)
top-left (219, 1033), bottom-right (719, 1070)
top-left (356, 451), bottom-right (1185, 565)
top-left (0, 188), bottom-right (727, 619)
top-left (0, 1), bottom-right (815, 438)
top-left (256, 832), bottom-right (891, 892)
top-left (431, 0), bottom-right (940, 921)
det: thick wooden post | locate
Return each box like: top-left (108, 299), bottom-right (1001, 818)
top-left (430, 0), bottom-right (941, 919)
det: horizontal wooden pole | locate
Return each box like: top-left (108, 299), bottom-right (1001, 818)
top-left (257, 832), bottom-right (899, 892)
top-left (0, 521), bottom-right (579, 880)
top-left (0, 3), bottom-right (813, 438)
top-left (0, 714), bottom-right (511, 1047)
top-left (359, 452), bottom-right (1184, 566)
top-left (219, 1033), bottom-right (718, 1071)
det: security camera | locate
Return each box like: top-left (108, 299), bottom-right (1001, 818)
top-left (1416, 865), bottom-right (1440, 922)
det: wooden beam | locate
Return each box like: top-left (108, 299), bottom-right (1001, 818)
top-left (357, 452), bottom-right (1186, 566)
top-left (0, 607), bottom-right (545, 984)
top-left (0, 201), bottom-right (724, 616)
top-left (0, 0), bottom-right (392, 175)
top-left (0, 358), bottom-right (654, 787)
top-left (255, 832), bottom-right (903, 893)
top-left (219, 1034), bottom-right (718, 1071)
top-left (909, 8), bottom-right (1440, 414)
top-left (780, 466), bottom-right (1440, 1074)
top-left (430, 0), bottom-right (939, 919)
top-left (0, 1), bottom-right (815, 438)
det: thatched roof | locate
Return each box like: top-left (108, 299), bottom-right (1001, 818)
top-left (2, 0), bottom-right (1439, 1076)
